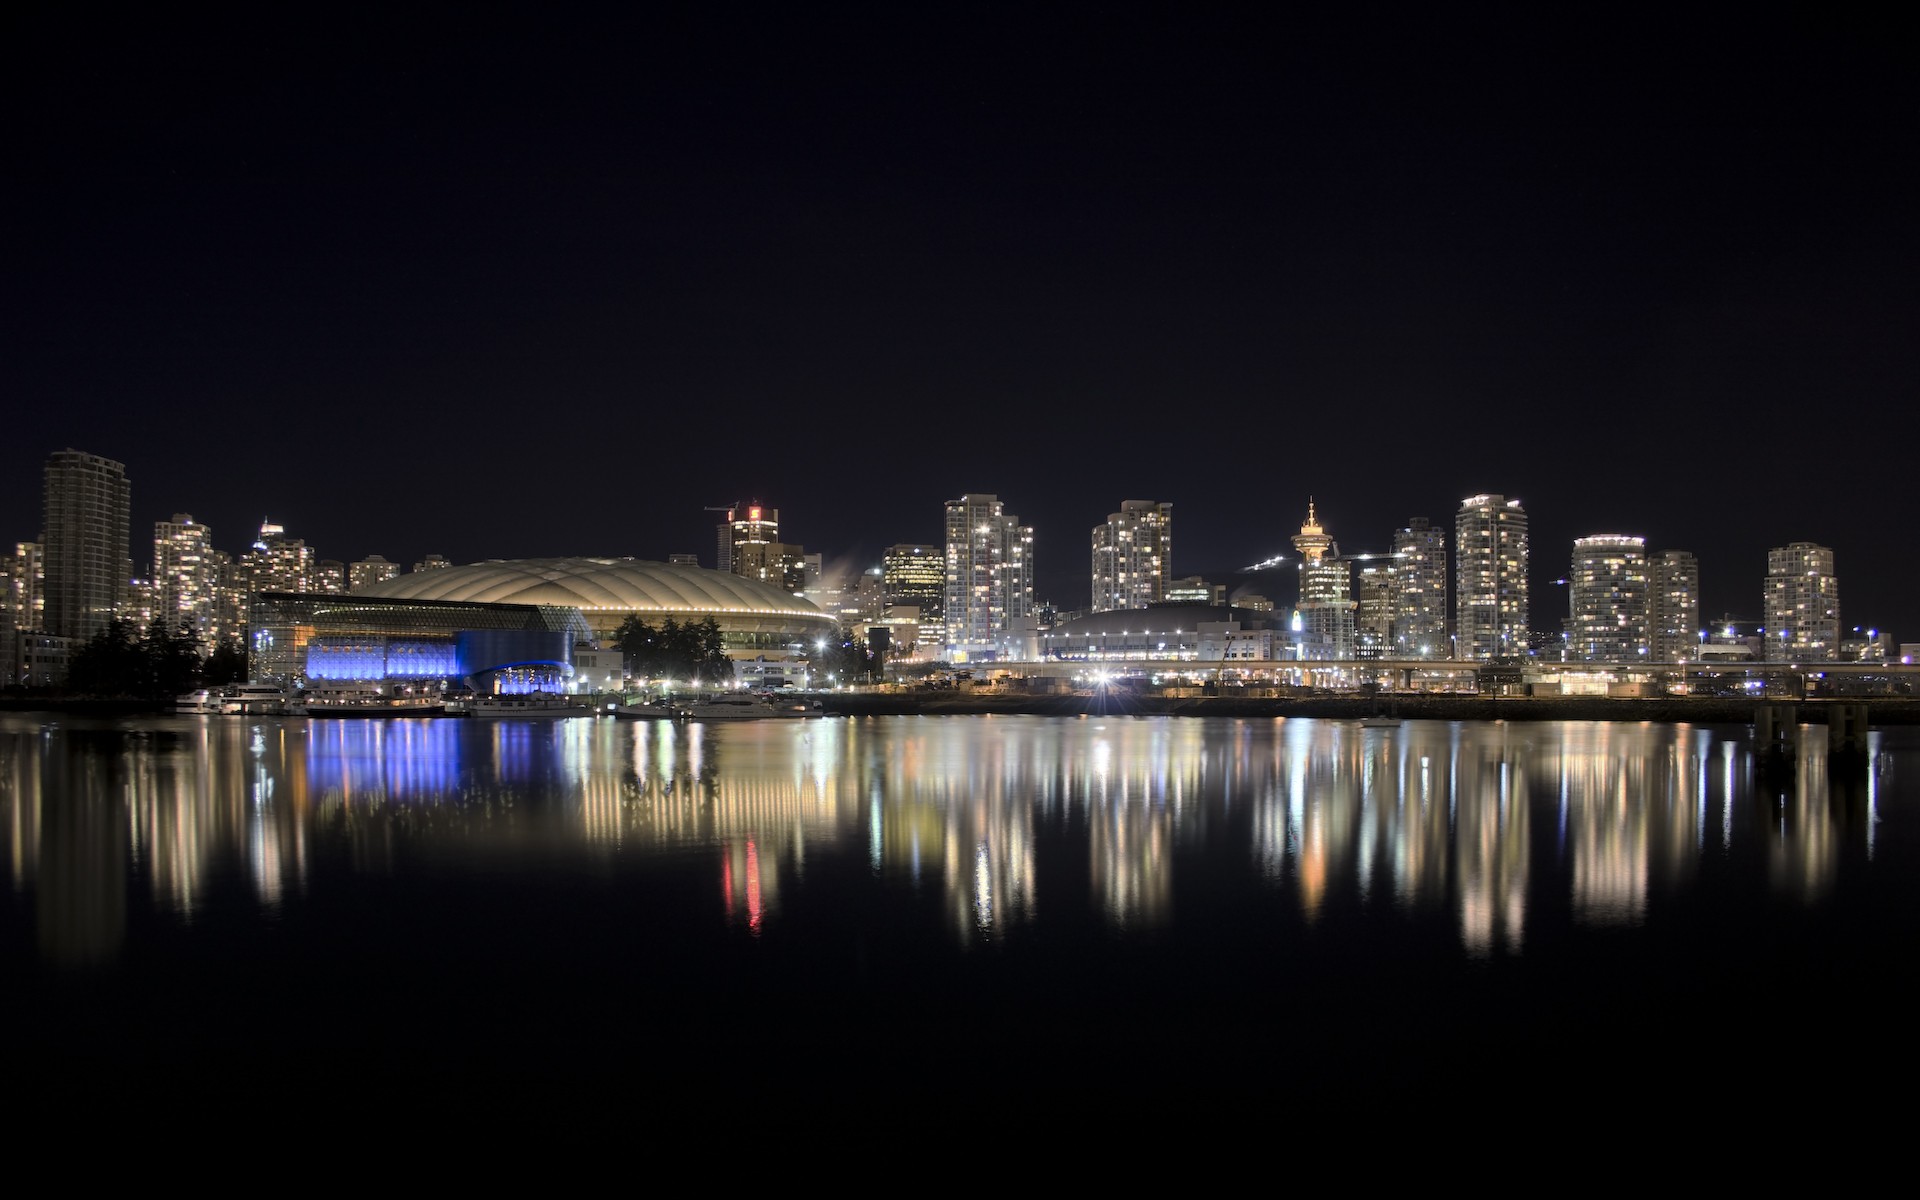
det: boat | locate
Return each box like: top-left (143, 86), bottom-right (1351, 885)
top-left (612, 699), bottom-right (681, 720)
top-left (175, 690), bottom-right (223, 715)
top-left (442, 691), bottom-right (477, 716)
top-left (468, 692), bottom-right (597, 718)
top-left (296, 686), bottom-right (447, 717)
top-left (678, 695), bottom-right (825, 721)
top-left (221, 683), bottom-right (292, 716)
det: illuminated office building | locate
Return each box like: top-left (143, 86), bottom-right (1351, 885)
top-left (883, 544), bottom-right (945, 647)
top-left (315, 560), bottom-right (347, 595)
top-left (718, 504), bottom-right (778, 575)
top-left (350, 555), bottom-right (401, 592)
top-left (1356, 563), bottom-right (1394, 659)
top-left (1566, 535), bottom-right (1649, 663)
top-left (944, 494), bottom-right (1033, 660)
top-left (42, 449), bottom-right (132, 642)
top-left (1293, 500), bottom-right (1354, 660)
top-left (1765, 542), bottom-right (1840, 662)
top-left (1391, 517), bottom-right (1447, 658)
top-left (1649, 550), bottom-right (1700, 662)
top-left (154, 514), bottom-right (218, 642)
top-left (1455, 494), bottom-right (1529, 660)
top-left (1090, 500), bottom-right (1173, 613)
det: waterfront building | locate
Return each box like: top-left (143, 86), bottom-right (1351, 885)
top-left (1649, 550), bottom-right (1700, 663)
top-left (256, 557), bottom-right (838, 687)
top-left (1455, 494), bottom-right (1529, 660)
top-left (1292, 501), bottom-right (1355, 660)
top-left (944, 494), bottom-right (1033, 661)
top-left (1765, 542), bottom-right (1840, 661)
top-left (1391, 518), bottom-right (1447, 658)
top-left (154, 515), bottom-right (217, 643)
top-left (349, 555), bottom-right (401, 592)
top-left (1090, 500), bottom-right (1173, 613)
top-left (412, 554), bottom-right (451, 573)
top-left (883, 544), bottom-right (945, 647)
top-left (1566, 535), bottom-right (1649, 664)
top-left (42, 449), bottom-right (131, 642)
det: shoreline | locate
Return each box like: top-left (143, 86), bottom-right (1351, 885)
top-left (7, 694), bottom-right (1916, 726)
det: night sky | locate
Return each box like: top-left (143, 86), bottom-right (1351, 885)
top-left (6, 7), bottom-right (1915, 634)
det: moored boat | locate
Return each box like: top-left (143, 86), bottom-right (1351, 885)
top-left (175, 690), bottom-right (223, 715)
top-left (468, 692), bottom-right (596, 718)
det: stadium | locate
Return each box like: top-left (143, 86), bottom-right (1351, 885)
top-left (250, 557), bottom-right (837, 690)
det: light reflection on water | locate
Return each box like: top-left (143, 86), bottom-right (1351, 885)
top-left (0, 713), bottom-right (1896, 968)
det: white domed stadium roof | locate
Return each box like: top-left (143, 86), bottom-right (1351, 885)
top-left (358, 557), bottom-right (832, 624)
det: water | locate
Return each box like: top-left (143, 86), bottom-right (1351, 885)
top-left (2, 713), bottom-right (1912, 1121)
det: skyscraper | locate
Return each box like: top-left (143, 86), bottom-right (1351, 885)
top-left (154, 514), bottom-right (217, 642)
top-left (883, 544), bottom-right (945, 647)
top-left (1090, 500), bottom-right (1173, 612)
top-left (1355, 563), bottom-right (1394, 659)
top-left (1389, 517), bottom-right (1447, 658)
top-left (1566, 535), bottom-right (1649, 663)
top-left (1765, 542), bottom-right (1840, 662)
top-left (1454, 494), bottom-right (1529, 660)
top-left (719, 504), bottom-right (778, 575)
top-left (1292, 500), bottom-right (1355, 660)
top-left (42, 449), bottom-right (131, 642)
top-left (1649, 550), bottom-right (1700, 662)
top-left (944, 494), bottom-right (1033, 660)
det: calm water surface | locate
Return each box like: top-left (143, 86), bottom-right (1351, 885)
top-left (3, 713), bottom-right (1912, 1114)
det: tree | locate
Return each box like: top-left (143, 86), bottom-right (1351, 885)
top-left (202, 638), bottom-right (248, 687)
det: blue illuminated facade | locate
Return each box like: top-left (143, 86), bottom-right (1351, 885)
top-left (253, 592), bottom-right (591, 688)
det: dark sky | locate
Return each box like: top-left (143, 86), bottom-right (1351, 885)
top-left (5, 6), bottom-right (1915, 635)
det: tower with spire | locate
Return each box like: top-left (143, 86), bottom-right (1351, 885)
top-left (1293, 498), bottom-right (1356, 659)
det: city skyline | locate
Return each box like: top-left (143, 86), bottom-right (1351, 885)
top-left (0, 441), bottom-right (1896, 656)
top-left (4, 11), bottom-right (1912, 635)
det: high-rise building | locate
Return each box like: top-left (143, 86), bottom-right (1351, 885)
top-left (1765, 542), bottom-right (1840, 662)
top-left (1090, 500), bottom-right (1173, 612)
top-left (1293, 500), bottom-right (1355, 660)
top-left (1391, 518), bottom-right (1447, 658)
top-left (241, 519), bottom-right (314, 594)
top-left (1649, 550), bottom-right (1700, 663)
top-left (9, 542), bottom-right (44, 632)
top-left (719, 504), bottom-right (778, 576)
top-left (1455, 494), bottom-right (1529, 660)
top-left (350, 555), bottom-right (401, 592)
top-left (412, 554), bottom-right (451, 573)
top-left (42, 449), bottom-right (132, 642)
top-left (315, 560), bottom-right (347, 594)
top-left (1355, 563), bottom-right (1394, 659)
top-left (733, 540), bottom-right (809, 594)
top-left (154, 514), bottom-right (218, 642)
top-left (1566, 535), bottom-right (1649, 663)
top-left (883, 544), bottom-right (945, 647)
top-left (944, 494), bottom-right (1033, 659)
